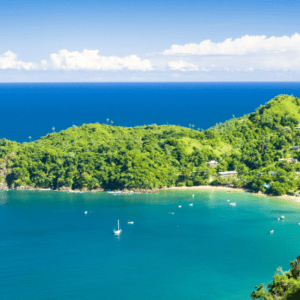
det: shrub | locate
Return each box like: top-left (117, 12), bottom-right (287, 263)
top-left (233, 180), bottom-right (244, 188)
top-left (176, 181), bottom-right (186, 187)
top-left (186, 180), bottom-right (193, 186)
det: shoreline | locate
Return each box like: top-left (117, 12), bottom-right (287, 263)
top-left (164, 185), bottom-right (300, 203)
top-left (1, 184), bottom-right (300, 203)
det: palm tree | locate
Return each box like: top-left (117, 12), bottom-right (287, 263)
top-left (192, 124), bottom-right (195, 129)
top-left (52, 127), bottom-right (55, 133)
top-left (29, 136), bottom-right (32, 142)
top-left (111, 120), bottom-right (114, 125)
top-left (106, 118), bottom-right (109, 124)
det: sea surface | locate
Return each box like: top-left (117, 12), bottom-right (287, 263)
top-left (2, 83), bottom-right (300, 299)
top-left (1, 82), bottom-right (300, 143)
top-left (1, 190), bottom-right (300, 300)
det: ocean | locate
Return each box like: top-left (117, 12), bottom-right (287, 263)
top-left (1, 82), bottom-right (300, 143)
top-left (1, 190), bottom-right (300, 300)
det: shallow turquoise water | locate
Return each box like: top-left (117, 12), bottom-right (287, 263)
top-left (1, 190), bottom-right (300, 300)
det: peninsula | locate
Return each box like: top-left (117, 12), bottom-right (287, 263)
top-left (1, 94), bottom-right (300, 197)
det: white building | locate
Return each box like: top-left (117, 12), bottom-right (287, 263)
top-left (218, 171), bottom-right (238, 177)
top-left (207, 160), bottom-right (219, 168)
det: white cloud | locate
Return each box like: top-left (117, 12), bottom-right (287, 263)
top-left (0, 51), bottom-right (37, 70)
top-left (162, 33), bottom-right (300, 55)
top-left (0, 49), bottom-right (153, 72)
top-left (48, 49), bottom-right (152, 71)
top-left (168, 60), bottom-right (198, 71)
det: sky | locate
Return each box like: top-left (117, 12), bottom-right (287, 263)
top-left (0, 0), bottom-right (300, 82)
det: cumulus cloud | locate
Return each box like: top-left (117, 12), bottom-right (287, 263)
top-left (48, 49), bottom-right (152, 71)
top-left (0, 51), bottom-right (37, 70)
top-left (168, 60), bottom-right (198, 71)
top-left (162, 33), bottom-right (300, 55)
top-left (0, 49), bottom-right (153, 72)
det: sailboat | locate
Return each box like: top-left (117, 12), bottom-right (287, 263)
top-left (113, 219), bottom-right (122, 235)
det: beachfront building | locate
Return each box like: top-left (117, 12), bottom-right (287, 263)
top-left (282, 126), bottom-right (291, 131)
top-left (207, 160), bottom-right (219, 168)
top-left (290, 146), bottom-right (300, 151)
top-left (279, 158), bottom-right (299, 164)
top-left (218, 171), bottom-right (238, 177)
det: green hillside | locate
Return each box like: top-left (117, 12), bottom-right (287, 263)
top-left (1, 94), bottom-right (300, 194)
top-left (251, 256), bottom-right (300, 300)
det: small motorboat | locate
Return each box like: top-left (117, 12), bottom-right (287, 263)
top-left (229, 203), bottom-right (236, 206)
top-left (281, 216), bottom-right (285, 219)
top-left (169, 212), bottom-right (175, 215)
top-left (192, 194), bottom-right (194, 198)
top-left (178, 205), bottom-right (182, 208)
top-left (270, 230), bottom-right (274, 234)
top-left (84, 211), bottom-right (88, 215)
top-left (227, 200), bottom-right (230, 202)
top-left (189, 203), bottom-right (193, 207)
top-left (127, 221), bottom-right (134, 224)
top-left (113, 219), bottom-right (122, 235)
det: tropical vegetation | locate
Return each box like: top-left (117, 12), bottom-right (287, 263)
top-left (1, 94), bottom-right (300, 194)
top-left (251, 256), bottom-right (300, 300)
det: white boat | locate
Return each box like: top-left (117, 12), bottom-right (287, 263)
top-left (298, 223), bottom-right (300, 226)
top-left (169, 212), bottom-right (175, 215)
top-left (84, 211), bottom-right (88, 215)
top-left (278, 218), bottom-right (280, 220)
top-left (113, 219), bottom-right (122, 235)
top-left (192, 194), bottom-right (194, 198)
top-left (189, 203), bottom-right (193, 206)
top-left (127, 221), bottom-right (134, 224)
top-left (229, 202), bottom-right (236, 206)
top-left (281, 215), bottom-right (285, 219)
top-left (178, 205), bottom-right (182, 208)
top-left (227, 200), bottom-right (230, 202)
top-left (270, 230), bottom-right (274, 234)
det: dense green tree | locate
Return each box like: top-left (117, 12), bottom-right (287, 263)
top-left (251, 256), bottom-right (300, 300)
top-left (1, 94), bottom-right (300, 194)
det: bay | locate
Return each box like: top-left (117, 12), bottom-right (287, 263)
top-left (1, 190), bottom-right (300, 300)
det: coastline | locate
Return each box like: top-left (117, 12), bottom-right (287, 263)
top-left (1, 184), bottom-right (300, 203)
top-left (164, 185), bottom-right (300, 203)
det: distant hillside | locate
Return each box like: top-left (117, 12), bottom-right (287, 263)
top-left (1, 94), bottom-right (300, 195)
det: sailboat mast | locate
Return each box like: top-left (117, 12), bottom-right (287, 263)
top-left (118, 219), bottom-right (119, 230)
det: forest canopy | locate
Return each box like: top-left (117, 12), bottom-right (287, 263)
top-left (1, 94), bottom-right (300, 194)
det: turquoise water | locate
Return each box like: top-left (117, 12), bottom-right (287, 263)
top-left (1, 190), bottom-right (300, 300)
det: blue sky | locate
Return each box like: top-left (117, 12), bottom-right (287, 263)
top-left (0, 0), bottom-right (300, 81)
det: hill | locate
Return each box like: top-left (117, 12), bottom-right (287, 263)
top-left (1, 94), bottom-right (300, 194)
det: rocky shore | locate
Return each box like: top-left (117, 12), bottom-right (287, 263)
top-left (0, 184), bottom-right (160, 194)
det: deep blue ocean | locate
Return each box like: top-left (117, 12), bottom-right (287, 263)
top-left (1, 82), bottom-right (300, 143)
top-left (1, 190), bottom-right (300, 300)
